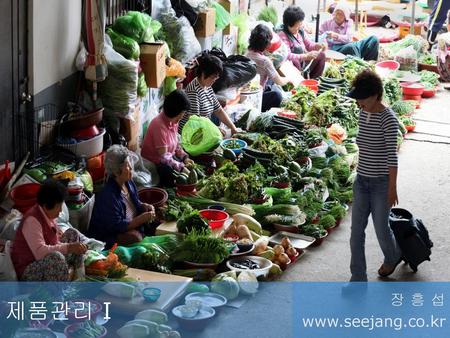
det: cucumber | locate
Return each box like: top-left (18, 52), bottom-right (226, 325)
top-left (242, 148), bottom-right (274, 159)
top-left (187, 170), bottom-right (198, 184)
top-left (176, 174), bottom-right (188, 185)
top-left (289, 161), bottom-right (303, 174)
top-left (319, 77), bottom-right (345, 84)
top-left (242, 152), bottom-right (270, 164)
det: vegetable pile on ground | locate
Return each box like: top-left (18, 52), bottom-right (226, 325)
top-left (282, 86), bottom-right (316, 119)
top-left (304, 89), bottom-right (359, 131)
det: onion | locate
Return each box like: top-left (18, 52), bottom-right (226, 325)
top-left (273, 244), bottom-right (285, 256)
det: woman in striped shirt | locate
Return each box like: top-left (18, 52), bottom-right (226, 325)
top-left (347, 70), bottom-right (402, 281)
top-left (179, 54), bottom-right (238, 135)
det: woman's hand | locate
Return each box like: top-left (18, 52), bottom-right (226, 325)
top-left (184, 158), bottom-right (194, 167)
top-left (139, 211), bottom-right (156, 224)
top-left (305, 51), bottom-right (319, 61)
top-left (327, 31), bottom-right (339, 40)
top-left (388, 184), bottom-right (398, 208)
top-left (142, 203), bottom-right (155, 213)
top-left (68, 242), bottom-right (88, 255)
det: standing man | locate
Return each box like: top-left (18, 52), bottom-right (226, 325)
top-left (427, 0), bottom-right (450, 49)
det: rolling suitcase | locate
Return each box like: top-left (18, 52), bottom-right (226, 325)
top-left (389, 208), bottom-right (433, 272)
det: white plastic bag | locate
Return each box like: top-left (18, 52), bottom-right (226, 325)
top-left (98, 36), bottom-right (138, 119)
top-left (151, 0), bottom-right (172, 20)
top-left (0, 210), bottom-right (22, 241)
top-left (0, 241), bottom-right (17, 281)
top-left (75, 41), bottom-right (88, 71)
top-left (159, 12), bottom-right (201, 65)
top-left (395, 46), bottom-right (418, 72)
top-left (308, 142), bottom-right (329, 158)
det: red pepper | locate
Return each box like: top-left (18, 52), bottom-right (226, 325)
top-left (291, 90), bottom-right (297, 94)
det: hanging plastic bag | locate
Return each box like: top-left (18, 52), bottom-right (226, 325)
top-left (181, 116), bottom-right (223, 156)
top-left (107, 29), bottom-right (140, 60)
top-left (232, 13), bottom-right (250, 55)
top-left (394, 46), bottom-right (418, 72)
top-left (327, 124), bottom-right (347, 144)
top-left (151, 0), bottom-right (172, 20)
top-left (166, 58), bottom-right (186, 78)
top-left (164, 77), bottom-right (178, 96)
top-left (185, 0), bottom-right (210, 13)
top-left (212, 2), bottom-right (232, 31)
top-left (137, 72), bottom-right (148, 97)
top-left (98, 36), bottom-right (138, 118)
top-left (158, 11), bottom-right (201, 65)
top-left (202, 48), bottom-right (257, 92)
top-left (112, 11), bottom-right (160, 43)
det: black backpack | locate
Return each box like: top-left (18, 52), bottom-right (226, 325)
top-left (389, 208), bottom-right (433, 272)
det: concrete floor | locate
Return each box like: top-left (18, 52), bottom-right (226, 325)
top-left (281, 87), bottom-right (450, 282)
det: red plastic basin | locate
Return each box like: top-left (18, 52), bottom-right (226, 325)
top-left (138, 187), bottom-right (168, 208)
top-left (421, 88), bottom-right (436, 98)
top-left (176, 183), bottom-right (197, 193)
top-left (70, 125), bottom-right (100, 140)
top-left (267, 34), bottom-right (282, 53)
top-left (199, 209), bottom-right (229, 229)
top-left (400, 82), bottom-right (424, 96)
top-left (10, 183), bottom-right (41, 213)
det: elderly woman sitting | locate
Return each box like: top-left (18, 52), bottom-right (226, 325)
top-left (11, 180), bottom-right (87, 281)
top-left (320, 3), bottom-right (379, 61)
top-left (88, 145), bottom-right (156, 248)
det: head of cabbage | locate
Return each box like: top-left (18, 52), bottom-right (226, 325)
top-left (211, 275), bottom-right (240, 300)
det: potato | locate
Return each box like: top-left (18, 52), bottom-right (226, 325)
top-left (278, 253), bottom-right (290, 265)
top-left (236, 224), bottom-right (252, 240)
top-left (280, 237), bottom-right (293, 250)
top-left (273, 244), bottom-right (285, 257)
top-left (286, 247), bottom-right (297, 257)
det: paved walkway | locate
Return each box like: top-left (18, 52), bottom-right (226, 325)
top-left (281, 86), bottom-right (450, 281)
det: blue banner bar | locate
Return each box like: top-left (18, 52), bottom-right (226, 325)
top-left (0, 282), bottom-right (448, 337)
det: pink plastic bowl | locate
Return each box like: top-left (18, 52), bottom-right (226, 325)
top-left (375, 60), bottom-right (400, 71)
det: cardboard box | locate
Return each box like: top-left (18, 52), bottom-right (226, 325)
top-left (195, 8), bottom-right (216, 37)
top-left (140, 42), bottom-right (166, 88)
top-left (217, 0), bottom-right (238, 34)
top-left (278, 61), bottom-right (304, 87)
top-left (121, 101), bottom-right (141, 151)
top-left (222, 25), bottom-right (238, 55)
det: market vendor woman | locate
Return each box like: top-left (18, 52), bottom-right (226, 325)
top-left (89, 145), bottom-right (156, 248)
top-left (246, 24), bottom-right (292, 112)
top-left (347, 70), bottom-right (402, 281)
top-left (320, 3), bottom-right (379, 61)
top-left (11, 180), bottom-right (87, 281)
top-left (141, 90), bottom-right (194, 187)
top-left (278, 6), bottom-right (326, 78)
top-left (179, 54), bottom-right (238, 135)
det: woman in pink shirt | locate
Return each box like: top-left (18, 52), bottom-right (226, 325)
top-left (278, 6), bottom-right (327, 79)
top-left (319, 3), bottom-right (379, 61)
top-left (11, 180), bottom-right (87, 281)
top-left (141, 90), bottom-right (193, 187)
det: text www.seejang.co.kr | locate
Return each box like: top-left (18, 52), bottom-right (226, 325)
top-left (301, 315), bottom-right (447, 331)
